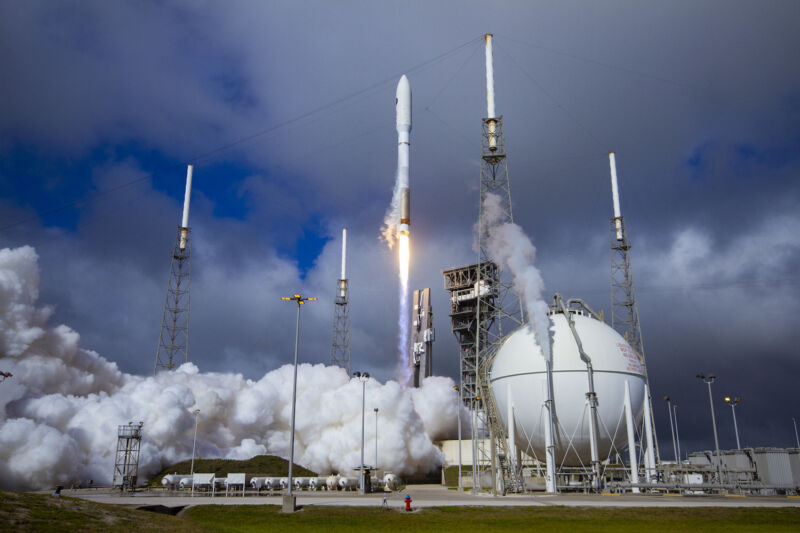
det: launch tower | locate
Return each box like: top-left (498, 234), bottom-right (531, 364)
top-left (409, 287), bottom-right (434, 387)
top-left (154, 165), bottom-right (194, 374)
top-left (443, 34), bottom-right (525, 495)
top-left (608, 153), bottom-right (659, 463)
top-left (330, 228), bottom-right (351, 375)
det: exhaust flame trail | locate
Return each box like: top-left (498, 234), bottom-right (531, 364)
top-left (397, 233), bottom-right (411, 387)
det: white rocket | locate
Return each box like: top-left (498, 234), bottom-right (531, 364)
top-left (179, 164), bottom-right (193, 251)
top-left (396, 75), bottom-right (411, 236)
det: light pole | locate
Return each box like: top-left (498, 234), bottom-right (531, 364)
top-left (724, 397), bottom-right (742, 450)
top-left (673, 403), bottom-right (682, 463)
top-left (697, 373), bottom-right (722, 484)
top-left (281, 293), bottom-right (317, 508)
top-left (354, 371), bottom-right (370, 493)
top-left (374, 408), bottom-right (379, 474)
top-left (664, 396), bottom-right (678, 463)
top-left (454, 385), bottom-right (462, 491)
top-left (794, 418), bottom-right (800, 448)
top-left (190, 409), bottom-right (200, 475)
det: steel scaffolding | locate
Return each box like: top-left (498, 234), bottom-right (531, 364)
top-left (113, 422), bottom-right (144, 492)
top-left (154, 226), bottom-right (191, 374)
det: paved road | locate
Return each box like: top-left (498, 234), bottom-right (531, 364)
top-left (73, 485), bottom-right (800, 509)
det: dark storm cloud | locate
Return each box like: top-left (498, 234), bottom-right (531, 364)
top-left (1, 0), bottom-right (799, 455)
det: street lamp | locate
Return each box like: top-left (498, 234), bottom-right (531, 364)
top-left (673, 403), bottom-right (682, 463)
top-left (794, 418), bottom-right (800, 449)
top-left (281, 293), bottom-right (317, 507)
top-left (454, 385), bottom-right (462, 491)
top-left (354, 371), bottom-right (370, 493)
top-left (374, 408), bottom-right (379, 474)
top-left (697, 373), bottom-right (722, 483)
top-left (724, 397), bottom-right (742, 450)
top-left (663, 396), bottom-right (678, 463)
top-left (190, 409), bottom-right (200, 475)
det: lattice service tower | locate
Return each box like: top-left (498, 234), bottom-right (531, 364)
top-left (113, 421), bottom-right (144, 492)
top-left (608, 152), bottom-right (659, 464)
top-left (154, 165), bottom-right (193, 374)
top-left (330, 227), bottom-right (351, 375)
top-left (443, 34), bottom-right (525, 495)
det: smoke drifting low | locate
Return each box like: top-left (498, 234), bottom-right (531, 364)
top-left (0, 246), bottom-right (462, 491)
top-left (480, 193), bottom-right (552, 360)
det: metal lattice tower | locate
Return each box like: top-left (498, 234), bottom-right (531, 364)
top-left (154, 226), bottom-right (191, 373)
top-left (442, 34), bottom-right (525, 495)
top-left (154, 165), bottom-right (194, 375)
top-left (608, 153), bottom-right (660, 463)
top-left (330, 228), bottom-right (351, 374)
top-left (113, 422), bottom-right (143, 492)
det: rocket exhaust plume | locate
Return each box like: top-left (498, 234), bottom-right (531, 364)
top-left (382, 75), bottom-right (412, 387)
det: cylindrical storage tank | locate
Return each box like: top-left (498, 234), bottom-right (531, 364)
top-left (250, 477), bottom-right (267, 490)
top-left (265, 477), bottom-right (281, 490)
top-left (279, 477), bottom-right (289, 490)
top-left (490, 312), bottom-right (647, 466)
top-left (293, 477), bottom-right (309, 490)
top-left (325, 475), bottom-right (340, 491)
top-left (179, 477), bottom-right (193, 489)
top-left (308, 477), bottom-right (322, 491)
top-left (338, 477), bottom-right (357, 491)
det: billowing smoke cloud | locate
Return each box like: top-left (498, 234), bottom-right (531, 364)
top-left (0, 246), bottom-right (462, 491)
top-left (479, 193), bottom-right (552, 360)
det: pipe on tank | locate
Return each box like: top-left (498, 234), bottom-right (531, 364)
top-left (643, 383), bottom-right (657, 482)
top-left (484, 33), bottom-right (498, 151)
top-left (554, 294), bottom-right (602, 490)
top-left (608, 153), bottom-right (623, 241)
top-left (544, 358), bottom-right (558, 493)
top-left (624, 381), bottom-right (640, 492)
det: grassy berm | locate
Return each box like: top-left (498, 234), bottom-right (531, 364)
top-left (0, 489), bottom-right (208, 532)
top-left (147, 455), bottom-right (316, 486)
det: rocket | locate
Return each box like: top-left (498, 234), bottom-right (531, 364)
top-left (396, 75), bottom-right (411, 236)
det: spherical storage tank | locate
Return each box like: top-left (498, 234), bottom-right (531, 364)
top-left (490, 310), bottom-right (647, 466)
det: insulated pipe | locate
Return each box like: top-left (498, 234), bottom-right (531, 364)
top-left (507, 383), bottom-right (517, 475)
top-left (179, 164), bottom-right (193, 250)
top-left (556, 295), bottom-right (601, 490)
top-left (624, 381), bottom-right (640, 493)
top-left (608, 153), bottom-right (623, 241)
top-left (643, 383), bottom-right (657, 482)
top-left (544, 359), bottom-right (558, 493)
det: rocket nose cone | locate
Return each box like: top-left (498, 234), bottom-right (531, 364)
top-left (396, 75), bottom-right (411, 130)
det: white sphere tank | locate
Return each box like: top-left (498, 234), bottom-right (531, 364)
top-left (490, 311), bottom-right (646, 466)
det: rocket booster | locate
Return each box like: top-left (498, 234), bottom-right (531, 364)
top-left (396, 75), bottom-right (411, 236)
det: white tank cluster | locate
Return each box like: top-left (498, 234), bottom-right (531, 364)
top-left (165, 472), bottom-right (400, 494)
top-left (490, 310), bottom-right (647, 466)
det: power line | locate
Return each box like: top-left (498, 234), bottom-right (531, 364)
top-left (0, 36), bottom-right (484, 234)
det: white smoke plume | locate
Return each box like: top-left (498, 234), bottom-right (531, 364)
top-left (380, 179), bottom-right (401, 250)
top-left (0, 246), bottom-right (461, 491)
top-left (479, 193), bottom-right (552, 360)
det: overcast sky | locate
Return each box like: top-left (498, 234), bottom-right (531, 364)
top-left (1, 1), bottom-right (799, 457)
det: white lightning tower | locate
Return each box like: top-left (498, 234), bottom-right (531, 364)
top-left (330, 228), bottom-right (351, 375)
top-left (154, 165), bottom-right (193, 374)
top-left (608, 153), bottom-right (660, 464)
top-left (444, 34), bottom-right (525, 495)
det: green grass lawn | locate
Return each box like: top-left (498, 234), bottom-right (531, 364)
top-left (3, 489), bottom-right (800, 533)
top-left (183, 505), bottom-right (800, 533)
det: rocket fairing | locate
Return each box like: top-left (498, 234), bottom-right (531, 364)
top-left (179, 164), bottom-right (193, 251)
top-left (396, 75), bottom-right (411, 236)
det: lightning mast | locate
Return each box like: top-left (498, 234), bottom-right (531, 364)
top-left (154, 165), bottom-right (193, 374)
top-left (444, 34), bottom-right (525, 495)
top-left (608, 153), bottom-right (659, 464)
top-left (330, 228), bottom-right (351, 375)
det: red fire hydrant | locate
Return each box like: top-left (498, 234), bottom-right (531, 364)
top-left (404, 494), bottom-right (412, 512)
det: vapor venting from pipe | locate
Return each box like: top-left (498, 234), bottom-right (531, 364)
top-left (479, 193), bottom-right (551, 360)
top-left (0, 246), bottom-right (463, 491)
